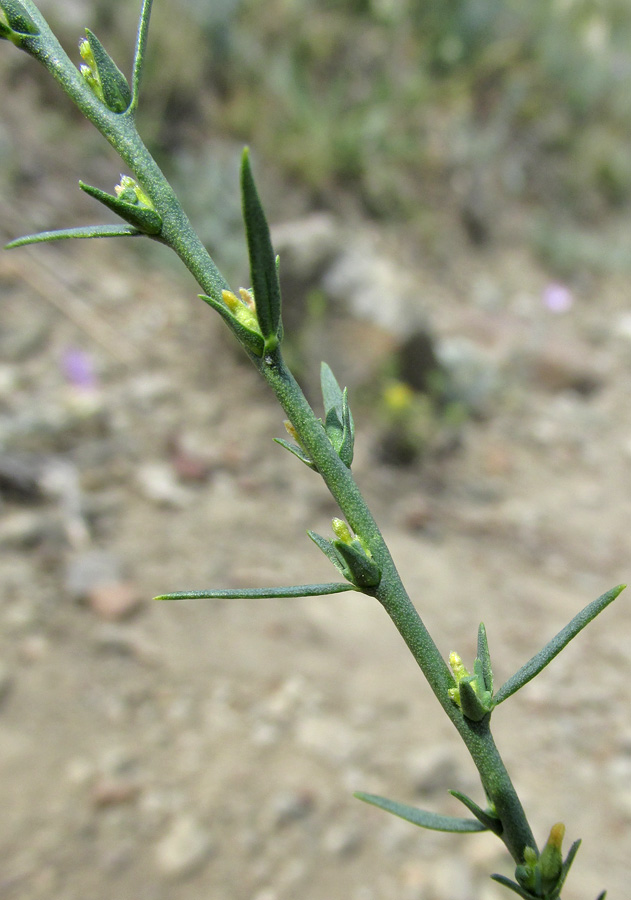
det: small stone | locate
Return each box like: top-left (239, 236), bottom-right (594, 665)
top-left (323, 822), bottom-right (363, 857)
top-left (0, 510), bottom-right (48, 549)
top-left (87, 581), bottom-right (143, 621)
top-left (405, 745), bottom-right (460, 796)
top-left (65, 550), bottom-right (122, 601)
top-left (269, 790), bottom-right (315, 829)
top-left (136, 461), bottom-right (192, 508)
top-left (155, 815), bottom-right (213, 879)
top-left (92, 777), bottom-right (141, 808)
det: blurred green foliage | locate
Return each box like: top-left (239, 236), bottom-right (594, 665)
top-left (133, 0), bottom-right (631, 224)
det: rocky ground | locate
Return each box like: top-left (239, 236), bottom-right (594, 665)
top-left (1, 49), bottom-right (631, 900)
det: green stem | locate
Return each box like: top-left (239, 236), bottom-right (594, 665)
top-left (13, 1), bottom-right (537, 864)
top-left (257, 351), bottom-right (537, 863)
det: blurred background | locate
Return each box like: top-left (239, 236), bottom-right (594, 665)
top-left (1, 1), bottom-right (631, 898)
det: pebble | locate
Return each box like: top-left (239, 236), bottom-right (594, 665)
top-left (87, 581), bottom-right (143, 621)
top-left (92, 777), bottom-right (141, 808)
top-left (136, 461), bottom-right (193, 508)
top-left (269, 789), bottom-right (315, 829)
top-left (65, 550), bottom-right (122, 601)
top-left (322, 822), bottom-right (363, 857)
top-left (405, 745), bottom-right (460, 796)
top-left (155, 815), bottom-right (214, 879)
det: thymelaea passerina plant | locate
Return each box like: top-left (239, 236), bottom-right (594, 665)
top-left (0, 2), bottom-right (623, 897)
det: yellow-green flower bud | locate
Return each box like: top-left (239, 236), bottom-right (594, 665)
top-left (331, 518), bottom-right (353, 544)
top-left (221, 289), bottom-right (260, 334)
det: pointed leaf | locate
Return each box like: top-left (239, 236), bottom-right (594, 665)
top-left (155, 582), bottom-right (356, 601)
top-left (594, 892), bottom-right (607, 900)
top-left (338, 388), bottom-right (355, 467)
top-left (130, 0), bottom-right (153, 112)
top-left (458, 677), bottom-right (493, 721)
top-left (490, 874), bottom-right (533, 899)
top-left (449, 790), bottom-right (502, 835)
top-left (307, 530), bottom-right (348, 577)
top-left (494, 584), bottom-right (626, 705)
top-left (355, 792), bottom-right (487, 833)
top-left (84, 29), bottom-right (131, 113)
top-left (477, 622), bottom-right (493, 694)
top-left (274, 438), bottom-right (316, 470)
top-left (79, 181), bottom-right (161, 234)
top-left (333, 539), bottom-right (381, 588)
top-left (240, 148), bottom-right (282, 352)
top-left (555, 839), bottom-right (582, 896)
top-left (321, 362), bottom-right (344, 418)
top-left (5, 224), bottom-right (141, 248)
top-left (1, 0), bottom-right (39, 36)
top-left (200, 293), bottom-right (265, 358)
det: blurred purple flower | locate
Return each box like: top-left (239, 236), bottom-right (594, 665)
top-left (543, 282), bottom-right (574, 314)
top-left (61, 347), bottom-right (98, 389)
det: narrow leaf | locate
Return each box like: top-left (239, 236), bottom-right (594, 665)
top-left (155, 583), bottom-right (356, 601)
top-left (333, 539), bottom-right (381, 588)
top-left (200, 294), bottom-right (265, 358)
top-left (307, 530), bottom-right (347, 577)
top-left (80, 181), bottom-right (161, 234)
top-left (1, 0), bottom-right (39, 36)
top-left (477, 622), bottom-right (493, 694)
top-left (5, 224), bottom-right (141, 248)
top-left (131, 0), bottom-right (154, 112)
top-left (240, 148), bottom-right (282, 351)
top-left (490, 874), bottom-right (532, 899)
top-left (84, 29), bottom-right (131, 113)
top-left (321, 362), bottom-right (344, 418)
top-left (555, 839), bottom-right (582, 895)
top-left (449, 790), bottom-right (502, 835)
top-left (355, 792), bottom-right (487, 833)
top-left (338, 388), bottom-right (355, 467)
top-left (594, 892), bottom-right (607, 900)
top-left (274, 438), bottom-right (316, 470)
top-left (494, 584), bottom-right (626, 705)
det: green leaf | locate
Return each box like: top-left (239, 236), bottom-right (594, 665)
top-left (307, 530), bottom-right (348, 577)
top-left (332, 539), bottom-right (381, 588)
top-left (5, 224), bottom-right (141, 248)
top-left (130, 0), bottom-right (154, 113)
top-left (494, 584), bottom-right (625, 705)
top-left (0, 0), bottom-right (39, 37)
top-left (554, 839), bottom-right (582, 897)
top-left (355, 792), bottom-right (487, 833)
top-left (274, 438), bottom-right (316, 470)
top-left (490, 874), bottom-right (534, 899)
top-left (80, 181), bottom-right (162, 234)
top-left (321, 361), bottom-right (344, 419)
top-left (155, 582), bottom-right (356, 601)
top-left (199, 293), bottom-right (265, 358)
top-left (338, 388), bottom-right (355, 467)
top-left (477, 622), bottom-right (493, 694)
top-left (240, 148), bottom-right (282, 353)
top-left (449, 790), bottom-right (502, 835)
top-left (84, 29), bottom-right (131, 113)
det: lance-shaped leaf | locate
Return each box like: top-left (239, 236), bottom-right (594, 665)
top-left (5, 224), bottom-right (141, 249)
top-left (307, 530), bottom-right (348, 578)
top-left (200, 293), bottom-right (265, 358)
top-left (130, 0), bottom-right (153, 112)
top-left (494, 584), bottom-right (625, 705)
top-left (274, 438), bottom-right (316, 470)
top-left (80, 181), bottom-right (162, 235)
top-left (240, 148), bottom-right (282, 354)
top-left (490, 873), bottom-right (536, 899)
top-left (477, 622), bottom-right (493, 695)
top-left (333, 538), bottom-right (381, 588)
top-left (320, 362), bottom-right (354, 467)
top-left (0, 0), bottom-right (39, 39)
top-left (355, 792), bottom-right (487, 834)
top-left (155, 582), bottom-right (356, 601)
top-left (449, 790), bottom-right (502, 835)
top-left (83, 29), bottom-right (131, 113)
